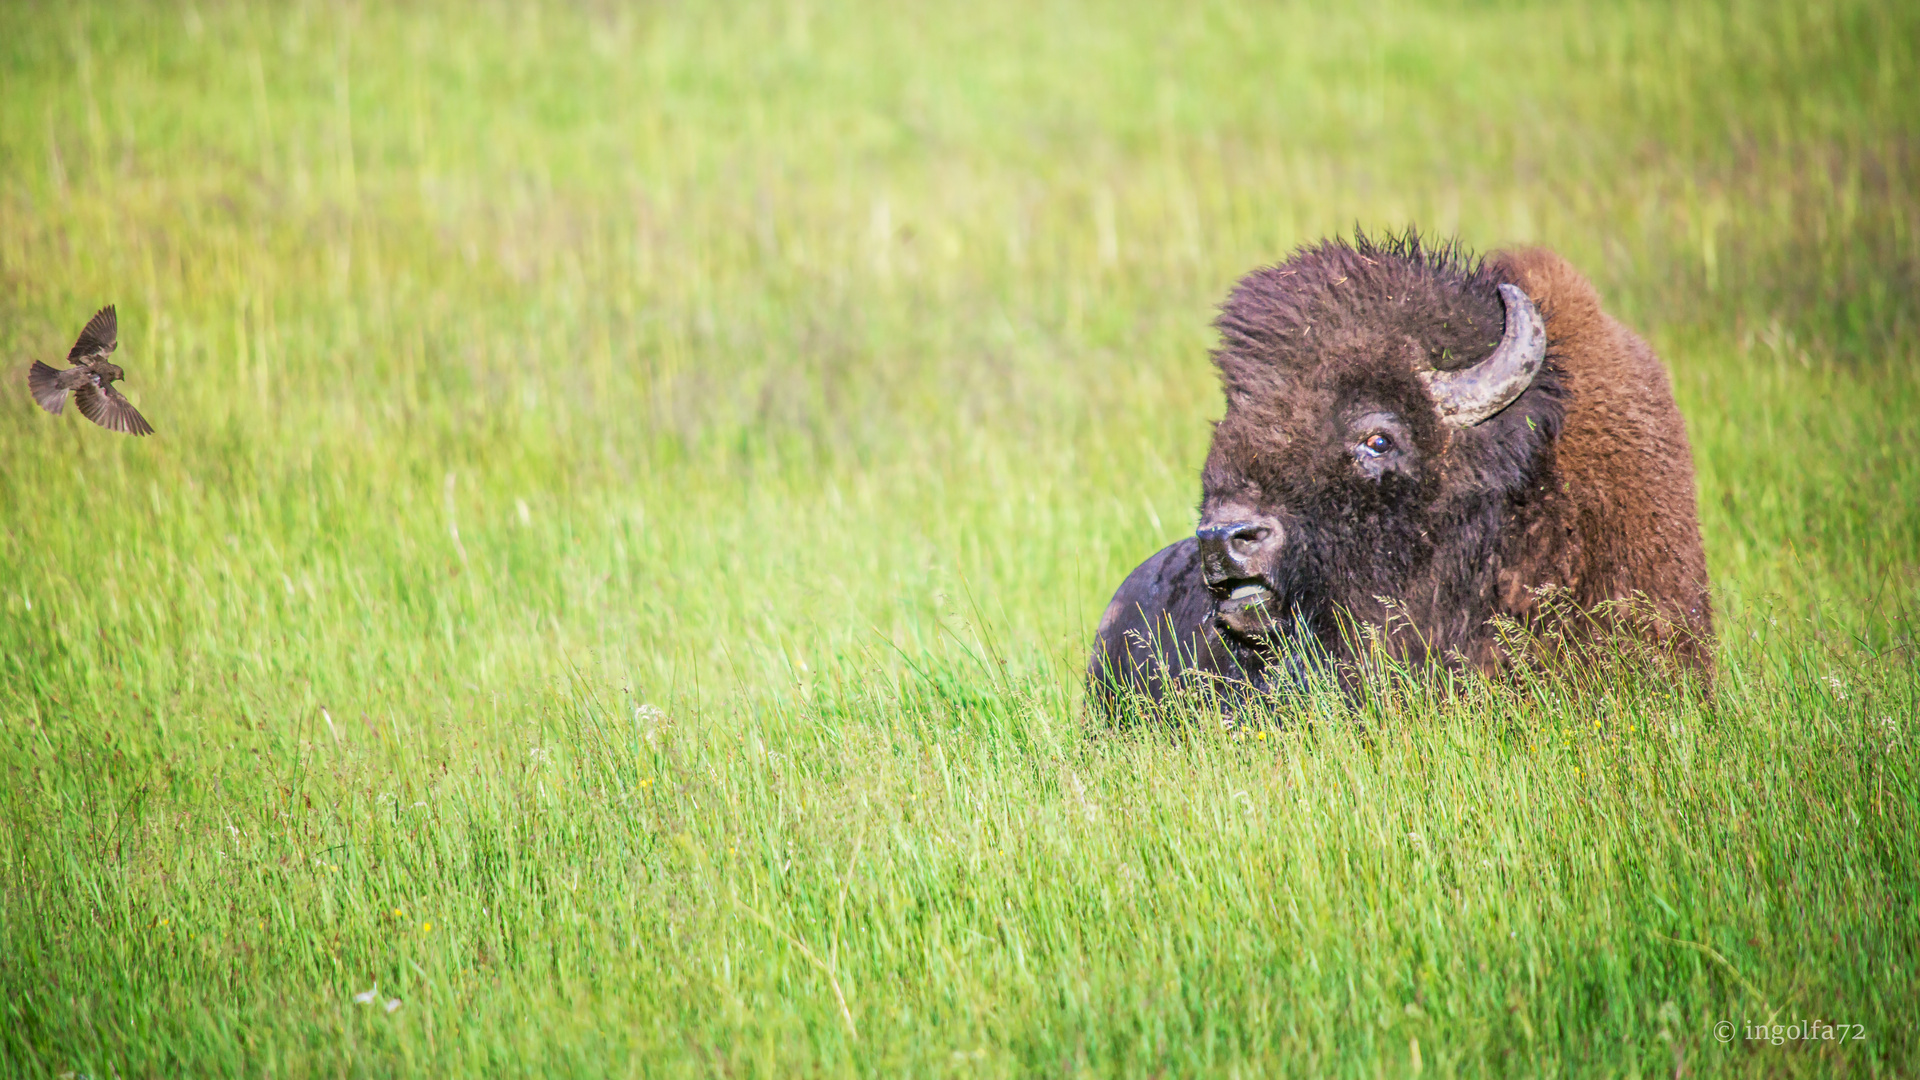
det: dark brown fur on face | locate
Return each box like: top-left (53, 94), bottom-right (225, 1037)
top-left (1088, 233), bottom-right (1711, 714)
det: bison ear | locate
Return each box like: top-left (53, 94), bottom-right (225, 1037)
top-left (1416, 283), bottom-right (1546, 426)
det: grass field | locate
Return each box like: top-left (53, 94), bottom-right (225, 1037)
top-left (2, 0), bottom-right (1917, 1075)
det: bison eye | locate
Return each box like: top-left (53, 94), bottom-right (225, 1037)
top-left (1360, 433), bottom-right (1395, 457)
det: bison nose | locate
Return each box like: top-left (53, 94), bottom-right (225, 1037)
top-left (1196, 520), bottom-right (1279, 587)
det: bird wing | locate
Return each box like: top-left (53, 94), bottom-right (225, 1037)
top-left (67, 304), bottom-right (118, 363)
top-left (28, 360), bottom-right (69, 415)
top-left (73, 380), bottom-right (154, 436)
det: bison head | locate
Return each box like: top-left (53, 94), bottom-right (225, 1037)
top-left (1196, 233), bottom-right (1564, 666)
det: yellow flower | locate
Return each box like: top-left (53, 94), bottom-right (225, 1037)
top-left (393, 908), bottom-right (403, 918)
top-left (423, 922), bottom-right (433, 932)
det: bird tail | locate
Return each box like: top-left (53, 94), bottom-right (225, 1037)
top-left (28, 361), bottom-right (67, 415)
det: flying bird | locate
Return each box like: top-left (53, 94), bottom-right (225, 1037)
top-left (28, 304), bottom-right (154, 436)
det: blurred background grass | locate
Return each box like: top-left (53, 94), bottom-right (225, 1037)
top-left (1, 0), bottom-right (1915, 1075)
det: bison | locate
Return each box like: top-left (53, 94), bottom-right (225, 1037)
top-left (1089, 233), bottom-right (1712, 716)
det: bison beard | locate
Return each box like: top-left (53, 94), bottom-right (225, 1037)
top-left (1088, 232), bottom-right (1712, 719)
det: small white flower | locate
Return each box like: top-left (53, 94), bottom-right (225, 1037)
top-left (353, 985), bottom-right (379, 1005)
top-left (1823, 674), bottom-right (1849, 700)
top-left (1874, 716), bottom-right (1899, 751)
top-left (384, 998), bottom-right (402, 1014)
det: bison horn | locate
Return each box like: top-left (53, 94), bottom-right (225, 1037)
top-left (1419, 282), bottom-right (1547, 427)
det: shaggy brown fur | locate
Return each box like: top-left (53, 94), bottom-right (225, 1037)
top-left (1488, 247), bottom-right (1712, 667)
top-left (1088, 233), bottom-right (1711, 714)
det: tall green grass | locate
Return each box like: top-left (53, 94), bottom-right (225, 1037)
top-left (1, 0), bottom-right (1915, 1074)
